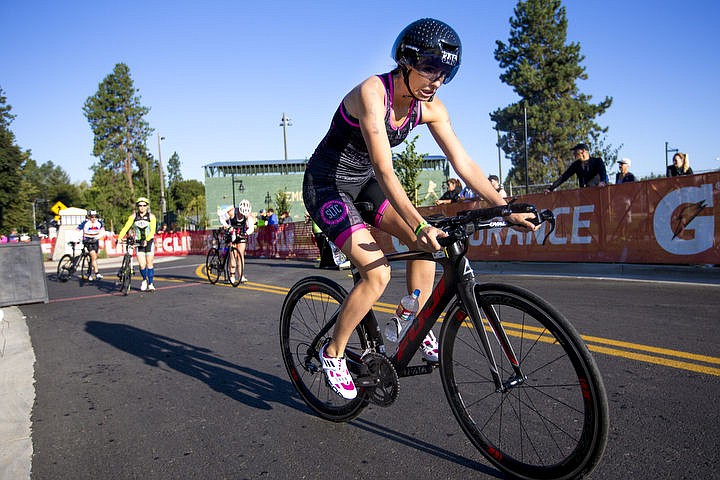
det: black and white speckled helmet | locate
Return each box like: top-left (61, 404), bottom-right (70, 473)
top-left (391, 18), bottom-right (462, 84)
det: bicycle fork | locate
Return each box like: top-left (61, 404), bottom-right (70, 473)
top-left (455, 260), bottom-right (526, 393)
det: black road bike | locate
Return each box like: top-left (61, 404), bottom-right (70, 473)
top-left (116, 237), bottom-right (135, 295)
top-left (205, 229), bottom-right (243, 287)
top-left (279, 203), bottom-right (609, 480)
top-left (56, 240), bottom-right (92, 283)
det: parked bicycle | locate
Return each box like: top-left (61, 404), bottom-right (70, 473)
top-left (115, 237), bottom-right (135, 295)
top-left (56, 240), bottom-right (92, 283)
top-left (279, 203), bottom-right (609, 480)
top-left (205, 229), bottom-right (243, 287)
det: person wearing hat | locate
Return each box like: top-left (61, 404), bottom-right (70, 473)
top-left (77, 209), bottom-right (106, 280)
top-left (546, 143), bottom-right (608, 192)
top-left (615, 158), bottom-right (636, 184)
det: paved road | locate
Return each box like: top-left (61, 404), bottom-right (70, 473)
top-left (8, 257), bottom-right (720, 479)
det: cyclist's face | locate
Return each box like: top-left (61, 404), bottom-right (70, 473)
top-left (408, 67), bottom-right (444, 100)
top-left (137, 203), bottom-right (148, 211)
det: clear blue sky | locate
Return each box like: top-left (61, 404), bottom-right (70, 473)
top-left (3, 0), bottom-right (719, 186)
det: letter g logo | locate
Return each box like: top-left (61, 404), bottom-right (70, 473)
top-left (653, 184), bottom-right (714, 255)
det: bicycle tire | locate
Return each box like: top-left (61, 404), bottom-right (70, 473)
top-left (119, 256), bottom-right (132, 295)
top-left (80, 254), bottom-right (92, 283)
top-left (206, 248), bottom-right (222, 284)
top-left (227, 247), bottom-right (242, 287)
top-left (439, 283), bottom-right (609, 480)
top-left (279, 276), bottom-right (369, 422)
top-left (57, 254), bottom-right (73, 282)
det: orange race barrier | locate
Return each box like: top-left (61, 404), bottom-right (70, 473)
top-left (373, 172), bottom-right (720, 265)
top-left (41, 172), bottom-right (718, 265)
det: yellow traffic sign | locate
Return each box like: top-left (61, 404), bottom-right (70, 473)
top-left (51, 201), bottom-right (67, 215)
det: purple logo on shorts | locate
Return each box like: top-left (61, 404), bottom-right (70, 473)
top-left (321, 200), bottom-right (347, 225)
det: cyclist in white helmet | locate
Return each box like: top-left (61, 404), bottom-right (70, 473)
top-left (117, 197), bottom-right (158, 292)
top-left (218, 201), bottom-right (254, 283)
top-left (77, 209), bottom-right (106, 280)
top-left (303, 18), bottom-right (538, 399)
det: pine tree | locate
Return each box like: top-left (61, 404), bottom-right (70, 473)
top-left (0, 87), bottom-right (25, 231)
top-left (83, 63), bottom-right (152, 199)
top-left (491, 0), bottom-right (613, 191)
top-left (393, 135), bottom-right (426, 206)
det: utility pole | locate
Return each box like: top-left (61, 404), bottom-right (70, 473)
top-left (157, 133), bottom-right (166, 221)
top-left (279, 113), bottom-right (293, 174)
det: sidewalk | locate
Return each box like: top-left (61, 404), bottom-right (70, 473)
top-left (470, 261), bottom-right (720, 285)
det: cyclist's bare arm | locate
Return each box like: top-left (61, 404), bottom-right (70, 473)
top-left (349, 77), bottom-right (444, 252)
top-left (423, 100), bottom-right (537, 231)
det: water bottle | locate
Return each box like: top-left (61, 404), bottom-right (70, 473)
top-left (385, 289), bottom-right (421, 343)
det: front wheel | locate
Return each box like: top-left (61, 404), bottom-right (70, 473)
top-left (206, 248), bottom-right (222, 284)
top-left (226, 247), bottom-right (242, 287)
top-left (439, 283), bottom-right (609, 480)
top-left (119, 256), bottom-right (132, 295)
top-left (279, 276), bottom-right (369, 422)
top-left (80, 254), bottom-right (92, 283)
top-left (57, 254), bottom-right (73, 282)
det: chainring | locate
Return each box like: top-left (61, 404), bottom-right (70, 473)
top-left (361, 352), bottom-right (399, 407)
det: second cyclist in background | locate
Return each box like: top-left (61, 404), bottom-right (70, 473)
top-left (218, 200), bottom-right (254, 284)
top-left (117, 197), bottom-right (158, 292)
top-left (77, 209), bottom-right (106, 280)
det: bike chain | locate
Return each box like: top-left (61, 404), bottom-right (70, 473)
top-left (361, 352), bottom-right (399, 407)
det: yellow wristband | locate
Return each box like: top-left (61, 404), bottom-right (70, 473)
top-left (414, 221), bottom-right (429, 236)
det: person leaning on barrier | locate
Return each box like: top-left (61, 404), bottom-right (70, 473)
top-left (615, 158), bottom-right (636, 184)
top-left (546, 143), bottom-right (608, 192)
top-left (435, 177), bottom-right (463, 205)
top-left (667, 152), bottom-right (693, 177)
top-left (488, 175), bottom-right (508, 198)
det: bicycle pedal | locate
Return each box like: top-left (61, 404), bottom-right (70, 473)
top-left (353, 376), bottom-right (380, 388)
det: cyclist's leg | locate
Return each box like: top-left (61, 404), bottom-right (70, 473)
top-left (145, 240), bottom-right (155, 289)
top-left (136, 248), bottom-right (148, 290)
top-left (358, 180), bottom-right (438, 360)
top-left (237, 241), bottom-right (247, 281)
top-left (326, 227), bottom-right (390, 358)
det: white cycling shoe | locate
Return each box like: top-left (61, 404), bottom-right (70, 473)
top-left (140, 280), bottom-right (148, 291)
top-left (420, 331), bottom-right (439, 363)
top-left (319, 342), bottom-right (357, 400)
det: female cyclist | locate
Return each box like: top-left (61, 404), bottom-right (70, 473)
top-left (117, 197), bottom-right (158, 292)
top-left (303, 18), bottom-right (538, 399)
top-left (218, 200), bottom-right (254, 283)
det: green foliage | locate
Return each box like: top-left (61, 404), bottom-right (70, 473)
top-left (170, 179), bottom-right (204, 214)
top-left (0, 87), bottom-right (24, 232)
top-left (86, 166), bottom-right (134, 232)
top-left (167, 152), bottom-right (182, 186)
top-left (392, 135), bottom-right (426, 206)
top-left (83, 63), bottom-right (152, 195)
top-left (492, 0), bottom-right (614, 189)
top-left (274, 189), bottom-right (290, 214)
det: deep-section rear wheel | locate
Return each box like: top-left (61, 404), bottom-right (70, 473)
top-left (279, 276), bottom-right (369, 422)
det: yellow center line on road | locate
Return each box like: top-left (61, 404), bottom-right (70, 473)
top-left (191, 265), bottom-right (719, 377)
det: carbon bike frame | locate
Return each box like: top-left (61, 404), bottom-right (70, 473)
top-left (344, 235), bottom-right (524, 391)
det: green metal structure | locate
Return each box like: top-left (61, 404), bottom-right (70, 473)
top-left (203, 156), bottom-right (450, 228)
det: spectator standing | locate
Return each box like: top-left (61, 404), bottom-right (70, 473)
top-left (667, 152), bottom-right (693, 177)
top-left (435, 178), bottom-right (463, 205)
top-left (8, 229), bottom-right (19, 242)
top-left (615, 158), bottom-right (636, 184)
top-left (266, 208), bottom-right (279, 257)
top-left (547, 143), bottom-right (608, 192)
top-left (488, 175), bottom-right (508, 198)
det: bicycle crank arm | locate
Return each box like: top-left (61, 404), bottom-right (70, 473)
top-left (397, 364), bottom-right (436, 377)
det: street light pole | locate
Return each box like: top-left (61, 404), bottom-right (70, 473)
top-left (279, 113), bottom-right (293, 173)
top-left (157, 133), bottom-right (166, 221)
top-left (665, 141), bottom-right (678, 173)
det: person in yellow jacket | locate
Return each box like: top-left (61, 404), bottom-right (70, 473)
top-left (117, 197), bottom-right (158, 291)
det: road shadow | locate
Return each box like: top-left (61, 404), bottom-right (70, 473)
top-left (350, 418), bottom-right (502, 477)
top-left (85, 321), bottom-right (305, 412)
